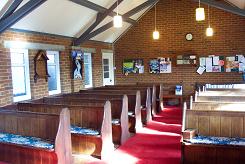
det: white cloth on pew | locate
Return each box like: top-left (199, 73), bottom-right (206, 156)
top-left (121, 95), bottom-right (130, 144)
top-left (101, 101), bottom-right (114, 161)
top-left (55, 108), bottom-right (73, 164)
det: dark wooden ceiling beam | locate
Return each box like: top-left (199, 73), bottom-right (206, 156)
top-left (192, 0), bottom-right (245, 16)
top-left (86, 0), bottom-right (159, 41)
top-left (69, 0), bottom-right (136, 24)
top-left (0, 0), bottom-right (47, 34)
top-left (0, 0), bottom-right (23, 21)
top-left (73, 0), bottom-right (124, 46)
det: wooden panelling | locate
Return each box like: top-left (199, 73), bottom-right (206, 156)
top-left (186, 110), bottom-right (245, 137)
top-left (209, 116), bottom-right (220, 136)
top-left (0, 110), bottom-right (61, 164)
top-left (220, 117), bottom-right (231, 137)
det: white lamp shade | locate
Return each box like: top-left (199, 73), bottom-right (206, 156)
top-left (206, 27), bottom-right (214, 36)
top-left (153, 30), bottom-right (159, 40)
top-left (113, 15), bottom-right (122, 28)
top-left (196, 8), bottom-right (205, 21)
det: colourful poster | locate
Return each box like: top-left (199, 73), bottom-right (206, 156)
top-left (123, 59), bottom-right (144, 75)
top-left (149, 59), bottom-right (159, 74)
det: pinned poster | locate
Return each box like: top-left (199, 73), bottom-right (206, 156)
top-left (205, 57), bottom-right (213, 72)
top-left (197, 66), bottom-right (205, 75)
top-left (199, 57), bottom-right (206, 67)
top-left (212, 56), bottom-right (219, 65)
top-left (226, 56), bottom-right (239, 72)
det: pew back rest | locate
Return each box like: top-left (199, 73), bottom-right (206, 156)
top-left (186, 110), bottom-right (245, 138)
top-left (196, 96), bottom-right (245, 102)
top-left (17, 103), bottom-right (104, 131)
top-left (79, 89), bottom-right (147, 104)
top-left (0, 110), bottom-right (59, 141)
top-left (61, 92), bottom-right (137, 111)
top-left (192, 102), bottom-right (245, 111)
top-left (42, 97), bottom-right (122, 119)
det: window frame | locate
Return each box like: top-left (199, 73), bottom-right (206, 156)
top-left (10, 48), bottom-right (31, 102)
top-left (84, 52), bottom-right (93, 88)
top-left (47, 51), bottom-right (61, 95)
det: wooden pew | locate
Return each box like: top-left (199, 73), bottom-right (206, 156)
top-left (182, 107), bottom-right (245, 164)
top-left (0, 108), bottom-right (72, 164)
top-left (17, 101), bottom-right (114, 159)
top-left (40, 96), bottom-right (130, 145)
top-left (59, 91), bottom-right (143, 132)
top-left (190, 101), bottom-right (245, 111)
top-left (89, 85), bottom-right (157, 118)
top-left (195, 95), bottom-right (245, 102)
top-left (79, 88), bottom-right (152, 124)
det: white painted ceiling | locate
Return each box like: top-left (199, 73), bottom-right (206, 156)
top-left (1, 0), bottom-right (152, 43)
top-left (0, 0), bottom-right (244, 43)
top-left (226, 0), bottom-right (245, 9)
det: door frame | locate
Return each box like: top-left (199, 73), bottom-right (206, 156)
top-left (102, 52), bottom-right (115, 86)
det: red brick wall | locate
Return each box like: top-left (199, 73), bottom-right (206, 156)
top-left (114, 0), bottom-right (245, 95)
top-left (0, 30), bottom-right (112, 106)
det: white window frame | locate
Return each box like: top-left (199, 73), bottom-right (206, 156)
top-left (47, 51), bottom-right (61, 95)
top-left (84, 53), bottom-right (93, 88)
top-left (10, 48), bottom-right (31, 102)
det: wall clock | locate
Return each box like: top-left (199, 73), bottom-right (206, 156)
top-left (185, 33), bottom-right (193, 41)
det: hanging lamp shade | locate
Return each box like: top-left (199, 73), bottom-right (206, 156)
top-left (196, 7), bottom-right (205, 21)
top-left (153, 5), bottom-right (159, 40)
top-left (206, 27), bottom-right (213, 36)
top-left (114, 15), bottom-right (122, 28)
top-left (153, 30), bottom-right (159, 40)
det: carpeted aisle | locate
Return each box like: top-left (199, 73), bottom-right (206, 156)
top-left (86, 106), bottom-right (182, 164)
top-left (111, 106), bottom-right (182, 164)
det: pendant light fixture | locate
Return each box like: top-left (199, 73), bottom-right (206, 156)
top-left (196, 0), bottom-right (205, 21)
top-left (153, 5), bottom-right (159, 40)
top-left (206, 5), bottom-right (213, 37)
top-left (113, 0), bottom-right (122, 28)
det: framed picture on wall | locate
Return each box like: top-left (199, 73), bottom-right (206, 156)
top-left (71, 50), bottom-right (83, 79)
top-left (123, 59), bottom-right (144, 75)
top-left (149, 57), bottom-right (172, 74)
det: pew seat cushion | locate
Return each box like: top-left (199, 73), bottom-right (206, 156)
top-left (186, 135), bottom-right (245, 146)
top-left (70, 125), bottom-right (99, 136)
top-left (112, 119), bottom-right (120, 125)
top-left (0, 132), bottom-right (54, 150)
top-left (128, 111), bottom-right (134, 116)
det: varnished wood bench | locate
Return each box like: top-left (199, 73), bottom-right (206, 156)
top-left (37, 96), bottom-right (130, 145)
top-left (0, 108), bottom-right (72, 164)
top-left (181, 108), bottom-right (245, 164)
top-left (190, 101), bottom-right (245, 111)
top-left (60, 90), bottom-right (144, 133)
top-left (17, 101), bottom-right (114, 159)
top-left (79, 88), bottom-right (152, 125)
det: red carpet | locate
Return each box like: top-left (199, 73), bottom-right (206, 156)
top-left (86, 106), bottom-right (182, 164)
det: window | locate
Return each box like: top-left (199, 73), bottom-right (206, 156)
top-left (10, 49), bottom-right (31, 102)
top-left (47, 51), bottom-right (61, 95)
top-left (84, 53), bottom-right (93, 88)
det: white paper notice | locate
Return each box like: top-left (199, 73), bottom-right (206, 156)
top-left (206, 57), bottom-right (213, 72)
top-left (212, 56), bottom-right (219, 66)
top-left (197, 66), bottom-right (206, 75)
top-left (199, 57), bottom-right (206, 66)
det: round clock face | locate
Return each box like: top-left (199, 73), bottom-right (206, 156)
top-left (186, 33), bottom-right (193, 41)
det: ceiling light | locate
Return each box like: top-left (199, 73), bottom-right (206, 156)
top-left (196, 0), bottom-right (205, 21)
top-left (113, 0), bottom-right (122, 28)
top-left (206, 5), bottom-right (213, 37)
top-left (153, 5), bottom-right (159, 40)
